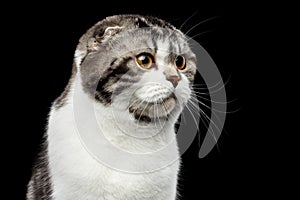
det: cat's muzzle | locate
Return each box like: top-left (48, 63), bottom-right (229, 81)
top-left (128, 93), bottom-right (176, 123)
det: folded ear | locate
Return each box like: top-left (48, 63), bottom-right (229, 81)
top-left (95, 26), bottom-right (123, 43)
top-left (74, 25), bottom-right (123, 69)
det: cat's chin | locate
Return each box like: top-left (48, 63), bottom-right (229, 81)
top-left (128, 94), bottom-right (176, 123)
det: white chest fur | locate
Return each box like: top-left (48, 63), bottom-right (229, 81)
top-left (47, 77), bottom-right (180, 200)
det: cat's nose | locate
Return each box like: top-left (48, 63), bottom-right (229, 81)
top-left (167, 75), bottom-right (179, 88)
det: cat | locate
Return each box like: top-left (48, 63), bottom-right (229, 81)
top-left (27, 14), bottom-right (196, 200)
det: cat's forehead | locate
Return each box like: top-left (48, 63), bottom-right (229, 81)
top-left (94, 15), bottom-right (188, 52)
top-left (113, 27), bottom-right (189, 56)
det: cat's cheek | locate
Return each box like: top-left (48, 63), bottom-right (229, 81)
top-left (175, 76), bottom-right (191, 100)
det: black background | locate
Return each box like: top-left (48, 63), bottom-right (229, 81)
top-left (3, 2), bottom-right (284, 200)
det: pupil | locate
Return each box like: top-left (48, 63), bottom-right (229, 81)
top-left (176, 56), bottom-right (183, 66)
top-left (142, 56), bottom-right (148, 64)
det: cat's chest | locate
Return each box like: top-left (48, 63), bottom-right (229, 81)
top-left (51, 155), bottom-right (179, 200)
top-left (48, 102), bottom-right (179, 199)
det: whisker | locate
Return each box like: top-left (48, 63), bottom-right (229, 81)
top-left (192, 92), bottom-right (238, 106)
top-left (191, 90), bottom-right (210, 96)
top-left (188, 98), bottom-right (223, 141)
top-left (184, 16), bottom-right (218, 36)
top-left (161, 100), bottom-right (177, 122)
top-left (186, 101), bottom-right (201, 118)
top-left (179, 10), bottom-right (199, 31)
top-left (180, 96), bottom-right (223, 151)
top-left (127, 98), bottom-right (142, 110)
top-left (199, 110), bottom-right (219, 148)
top-left (190, 95), bottom-right (238, 143)
top-left (129, 97), bottom-right (147, 114)
top-left (192, 82), bottom-right (229, 97)
top-left (137, 101), bottom-right (150, 128)
top-left (153, 103), bottom-right (158, 130)
top-left (185, 30), bottom-right (214, 43)
top-left (190, 83), bottom-right (207, 87)
top-left (191, 92), bottom-right (222, 104)
top-left (190, 94), bottom-right (231, 114)
top-left (133, 99), bottom-right (148, 128)
top-left (205, 76), bottom-right (231, 95)
top-left (191, 86), bottom-right (209, 90)
top-left (179, 111), bottom-right (187, 126)
top-left (183, 101), bottom-right (200, 130)
top-left (192, 78), bottom-right (223, 90)
top-left (189, 95), bottom-right (212, 111)
top-left (191, 92), bottom-right (213, 102)
top-left (155, 102), bottom-right (163, 129)
top-left (188, 101), bottom-right (220, 144)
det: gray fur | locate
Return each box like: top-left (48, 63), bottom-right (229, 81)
top-left (27, 139), bottom-right (52, 200)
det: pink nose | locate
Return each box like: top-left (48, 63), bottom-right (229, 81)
top-left (167, 75), bottom-right (179, 88)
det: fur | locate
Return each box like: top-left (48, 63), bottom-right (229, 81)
top-left (27, 14), bottom-right (196, 200)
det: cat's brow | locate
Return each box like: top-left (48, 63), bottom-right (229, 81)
top-left (130, 48), bottom-right (155, 56)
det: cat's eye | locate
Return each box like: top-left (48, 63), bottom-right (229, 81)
top-left (175, 55), bottom-right (186, 70)
top-left (136, 53), bottom-right (153, 69)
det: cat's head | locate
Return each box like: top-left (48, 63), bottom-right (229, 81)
top-left (75, 15), bottom-right (196, 127)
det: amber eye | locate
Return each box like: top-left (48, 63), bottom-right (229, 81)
top-left (136, 53), bottom-right (153, 69)
top-left (175, 55), bottom-right (186, 70)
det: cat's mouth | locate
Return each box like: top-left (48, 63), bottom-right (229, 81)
top-left (128, 94), bottom-right (176, 123)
